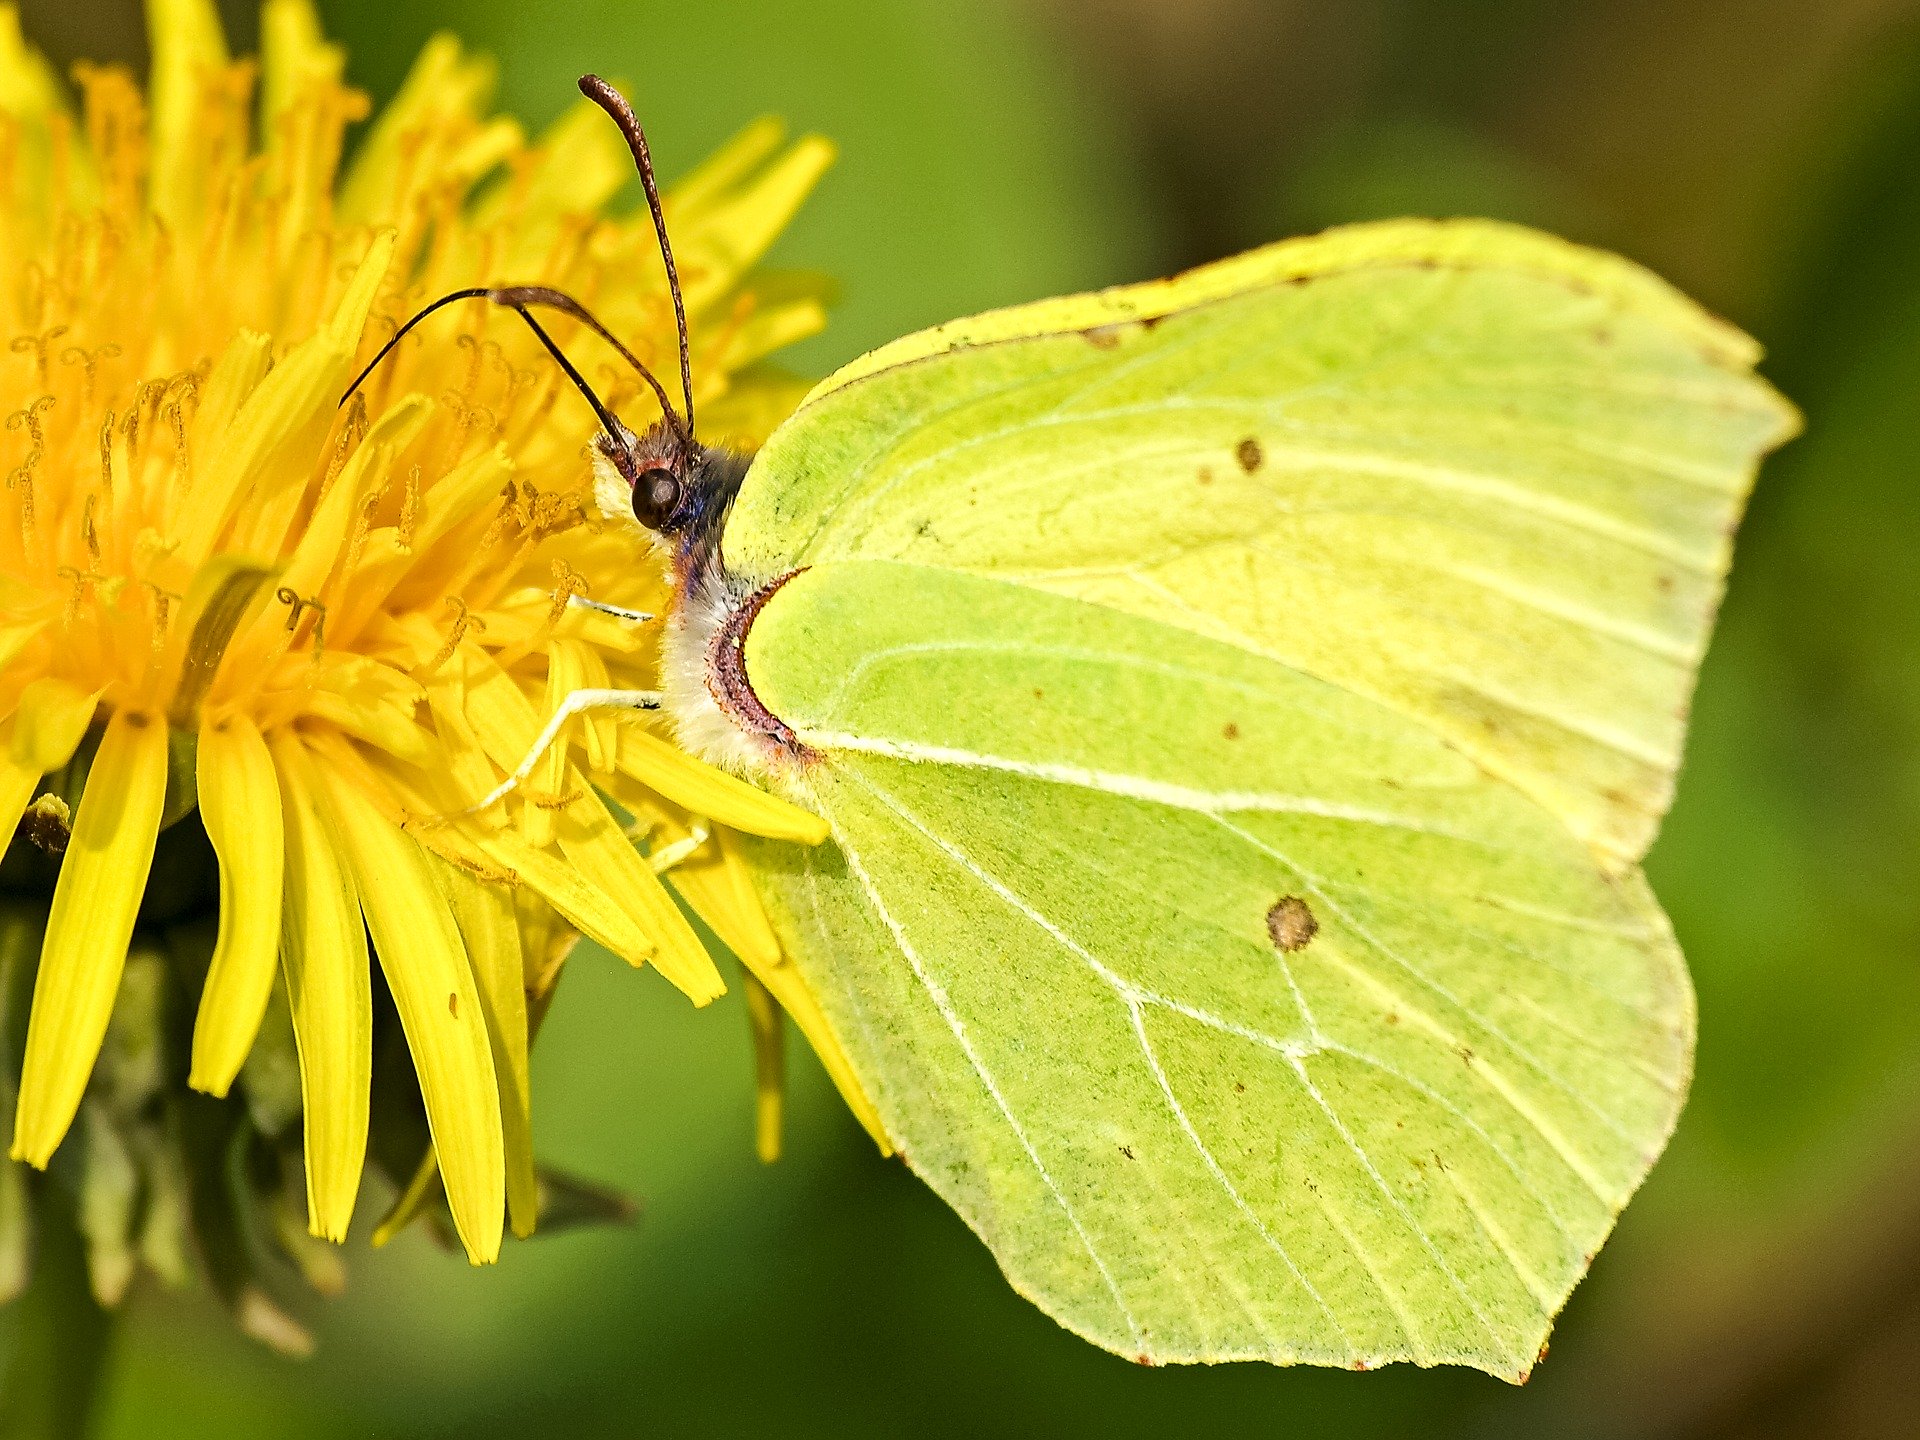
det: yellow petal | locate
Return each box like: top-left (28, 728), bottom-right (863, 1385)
top-left (263, 393), bottom-right (431, 608)
top-left (615, 727), bottom-right (828, 844)
top-left (738, 945), bottom-right (890, 1157)
top-left (458, 820), bottom-right (659, 971)
top-left (716, 290), bottom-right (831, 374)
top-left (742, 972), bottom-right (784, 1164)
top-left (300, 656), bottom-right (434, 765)
top-left (7, 677), bottom-right (99, 774)
top-left (421, 680), bottom-right (517, 811)
top-left (0, 720), bottom-right (38, 844)
top-left (310, 751), bottom-right (504, 1264)
top-left (652, 817), bottom-right (782, 971)
top-left (0, 618), bottom-right (46, 686)
top-left (337, 33), bottom-right (505, 223)
top-left (173, 232), bottom-right (394, 570)
top-left (369, 1149), bottom-right (442, 1249)
top-left (470, 96), bottom-right (630, 233)
top-left (12, 710), bottom-right (168, 1166)
top-left (189, 715), bottom-right (284, 1096)
top-left (146, 0), bottom-right (230, 225)
top-left (162, 556), bottom-right (279, 728)
top-left (678, 135), bottom-right (835, 313)
top-left (447, 644), bottom-right (721, 1000)
top-left (404, 443), bottom-right (515, 556)
top-left (269, 734), bottom-right (371, 1243)
top-left (193, 331), bottom-right (275, 445)
top-left (526, 646), bottom-right (595, 852)
top-left (669, 117), bottom-right (788, 213)
top-left (553, 788), bottom-right (724, 1005)
top-left (430, 857), bottom-right (535, 1238)
top-left (0, 7), bottom-right (94, 221)
top-left (260, 0), bottom-right (342, 138)
top-left (0, 8), bottom-right (65, 124)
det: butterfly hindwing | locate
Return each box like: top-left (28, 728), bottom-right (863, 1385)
top-left (740, 561), bottom-right (1689, 1375)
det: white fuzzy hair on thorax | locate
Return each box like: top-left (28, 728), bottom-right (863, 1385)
top-left (659, 561), bottom-right (774, 776)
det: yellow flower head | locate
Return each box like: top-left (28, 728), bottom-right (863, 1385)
top-left (0, 0), bottom-right (869, 1268)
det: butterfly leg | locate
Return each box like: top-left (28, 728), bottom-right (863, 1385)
top-left (454, 687), bottom-right (662, 818)
top-left (645, 819), bottom-right (711, 875)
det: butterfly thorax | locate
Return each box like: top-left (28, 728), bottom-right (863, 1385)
top-left (589, 422), bottom-right (802, 777)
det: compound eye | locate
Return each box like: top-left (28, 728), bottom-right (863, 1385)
top-left (632, 467), bottom-right (681, 528)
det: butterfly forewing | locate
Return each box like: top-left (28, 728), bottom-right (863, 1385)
top-left (730, 219), bottom-right (1797, 866)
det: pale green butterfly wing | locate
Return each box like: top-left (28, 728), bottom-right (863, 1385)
top-left (729, 219), bottom-right (1797, 867)
top-left (740, 562), bottom-right (1687, 1374)
top-left (717, 220), bottom-right (1795, 1375)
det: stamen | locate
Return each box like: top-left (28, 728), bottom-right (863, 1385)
top-left (275, 586), bottom-right (328, 657)
top-left (543, 559), bottom-right (588, 635)
top-left (340, 476), bottom-right (389, 578)
top-left (7, 394), bottom-right (54, 454)
top-left (395, 464), bottom-right (422, 552)
top-left (320, 391), bottom-right (368, 501)
top-left (136, 377), bottom-right (169, 424)
top-left (455, 332), bottom-right (485, 399)
top-left (493, 355), bottom-right (539, 420)
top-left (418, 596), bottom-right (485, 677)
top-left (10, 325), bottom-right (69, 386)
top-left (119, 395), bottom-right (143, 465)
top-left (7, 397), bottom-right (54, 544)
top-left (81, 494), bottom-right (101, 565)
top-left (164, 393), bottom-right (191, 495)
top-left (55, 564), bottom-right (99, 625)
top-left (61, 341), bottom-right (121, 407)
top-left (72, 62), bottom-right (146, 203)
top-left (19, 261), bottom-right (45, 331)
top-left (97, 410), bottom-right (114, 495)
top-left (141, 580), bottom-right (182, 650)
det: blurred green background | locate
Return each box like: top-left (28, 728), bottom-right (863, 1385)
top-left (15, 0), bottom-right (1920, 1434)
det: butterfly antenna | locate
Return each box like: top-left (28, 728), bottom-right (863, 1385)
top-left (578, 75), bottom-right (696, 439)
top-left (499, 306), bottom-right (630, 447)
top-left (340, 287), bottom-right (493, 407)
top-left (339, 286), bottom-right (690, 452)
top-left (488, 285), bottom-right (685, 441)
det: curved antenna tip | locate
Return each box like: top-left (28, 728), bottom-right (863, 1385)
top-left (574, 75), bottom-right (697, 440)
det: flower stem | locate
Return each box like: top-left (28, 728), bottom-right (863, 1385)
top-left (1, 1182), bottom-right (114, 1440)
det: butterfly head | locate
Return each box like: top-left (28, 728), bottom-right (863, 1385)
top-left (592, 416), bottom-right (749, 563)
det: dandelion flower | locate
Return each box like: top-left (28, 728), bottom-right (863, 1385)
top-left (0, 0), bottom-right (878, 1275)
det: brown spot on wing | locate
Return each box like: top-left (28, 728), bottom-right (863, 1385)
top-left (1082, 325), bottom-right (1123, 349)
top-left (1221, 722), bottom-right (1240, 740)
top-left (1266, 896), bottom-right (1317, 952)
top-left (1235, 437), bottom-right (1264, 474)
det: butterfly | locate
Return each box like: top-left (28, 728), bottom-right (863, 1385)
top-left (351, 76), bottom-right (1797, 1379)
